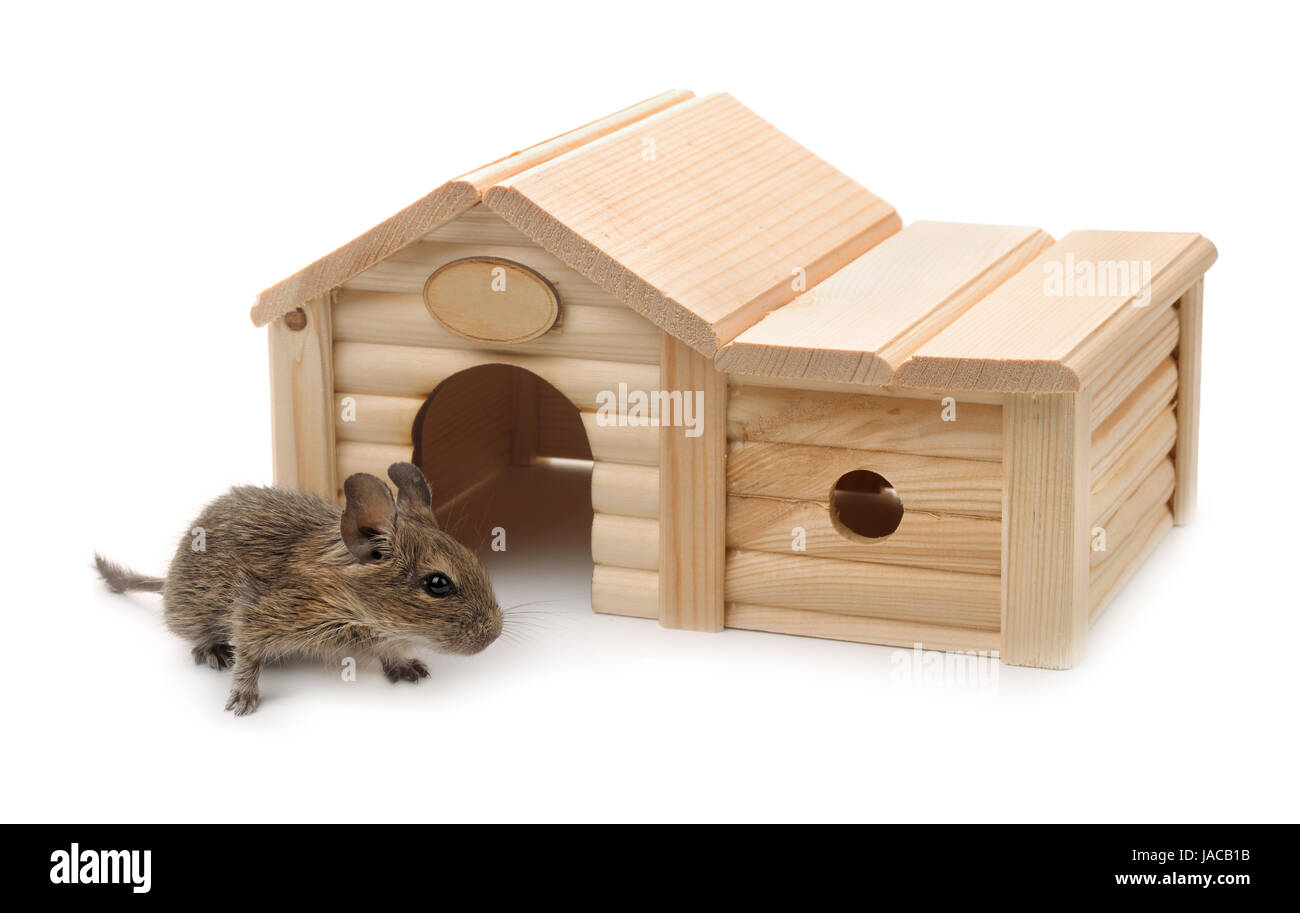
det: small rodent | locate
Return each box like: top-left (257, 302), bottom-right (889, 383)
top-left (95, 462), bottom-right (502, 715)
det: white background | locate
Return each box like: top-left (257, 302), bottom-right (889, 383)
top-left (2, 0), bottom-right (1297, 822)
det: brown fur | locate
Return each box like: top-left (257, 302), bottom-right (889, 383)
top-left (95, 463), bottom-right (501, 715)
top-left (94, 555), bottom-right (164, 593)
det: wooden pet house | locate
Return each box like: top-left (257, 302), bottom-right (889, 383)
top-left (252, 90), bottom-right (1215, 669)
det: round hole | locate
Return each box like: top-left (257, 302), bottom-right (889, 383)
top-left (829, 470), bottom-right (903, 541)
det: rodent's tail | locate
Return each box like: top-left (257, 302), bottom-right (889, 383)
top-left (94, 553), bottom-right (165, 594)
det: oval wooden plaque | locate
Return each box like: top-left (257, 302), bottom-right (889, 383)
top-left (422, 257), bottom-right (560, 345)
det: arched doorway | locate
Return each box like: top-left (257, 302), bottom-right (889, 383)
top-left (411, 363), bottom-right (594, 616)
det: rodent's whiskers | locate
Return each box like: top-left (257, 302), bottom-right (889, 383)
top-left (502, 596), bottom-right (585, 613)
top-left (495, 618), bottom-right (533, 644)
top-left (499, 618), bottom-right (554, 637)
top-left (497, 610), bottom-right (568, 645)
top-left (500, 599), bottom-right (586, 632)
top-left (500, 617), bottom-right (549, 632)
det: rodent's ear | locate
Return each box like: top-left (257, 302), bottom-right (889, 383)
top-left (341, 473), bottom-right (397, 563)
top-left (387, 462), bottom-right (433, 513)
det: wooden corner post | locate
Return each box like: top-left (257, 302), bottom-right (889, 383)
top-left (658, 333), bottom-right (726, 631)
top-left (268, 294), bottom-right (337, 499)
top-left (1001, 391), bottom-right (1091, 668)
top-left (1173, 278), bottom-right (1204, 525)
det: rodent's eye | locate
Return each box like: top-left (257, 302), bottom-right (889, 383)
top-left (423, 572), bottom-right (455, 598)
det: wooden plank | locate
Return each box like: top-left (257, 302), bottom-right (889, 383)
top-left (1089, 306), bottom-right (1178, 430)
top-left (897, 231), bottom-right (1217, 392)
top-left (336, 440), bottom-right (415, 489)
top-left (332, 341), bottom-right (657, 409)
top-left (727, 383), bottom-right (1001, 461)
top-left (591, 565), bottom-right (659, 619)
top-left (727, 440), bottom-right (1003, 519)
top-left (725, 603), bottom-right (1000, 653)
top-left (1091, 405), bottom-right (1177, 528)
top-left (658, 334), bottom-right (727, 631)
top-left (581, 412), bottom-right (659, 465)
top-left (423, 205), bottom-right (533, 246)
top-left (251, 90), bottom-right (694, 326)
top-left (1001, 392), bottom-right (1090, 669)
top-left (591, 462), bottom-right (659, 518)
top-left (728, 372), bottom-right (1005, 406)
top-left (1173, 279), bottom-right (1204, 524)
top-left (333, 289), bottom-right (661, 363)
top-left (1091, 459), bottom-right (1175, 569)
top-left (1090, 505), bottom-right (1174, 623)
top-left (725, 549), bottom-right (1000, 630)
top-left (268, 296), bottom-right (337, 498)
top-left (1090, 358), bottom-right (1177, 480)
top-left (251, 183), bottom-right (478, 327)
top-left (717, 222), bottom-right (1052, 383)
top-left (331, 384), bottom-right (588, 468)
top-left (1074, 296), bottom-right (1179, 399)
top-left (455, 90), bottom-right (695, 190)
top-left (727, 494), bottom-right (1001, 576)
top-left (591, 514), bottom-right (659, 571)
top-left (334, 392), bottom-right (423, 445)
top-left (486, 93), bottom-right (901, 357)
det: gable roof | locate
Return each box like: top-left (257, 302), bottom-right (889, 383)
top-left (483, 94), bottom-right (900, 356)
top-left (250, 90), bottom-right (695, 327)
top-left (252, 91), bottom-right (901, 357)
top-left (253, 92), bottom-right (1215, 393)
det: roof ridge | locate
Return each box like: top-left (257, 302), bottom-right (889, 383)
top-left (486, 92), bottom-right (722, 191)
top-left (481, 93), bottom-right (901, 356)
top-left (453, 89), bottom-right (695, 193)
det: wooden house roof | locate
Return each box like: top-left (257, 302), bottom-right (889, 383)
top-left (715, 221), bottom-right (1056, 384)
top-left (249, 90), bottom-right (696, 327)
top-left (252, 91), bottom-right (1215, 392)
top-left (893, 230), bottom-right (1218, 392)
top-left (251, 90), bottom-right (901, 358)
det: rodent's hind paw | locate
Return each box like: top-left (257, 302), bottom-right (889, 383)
top-left (192, 643), bottom-right (234, 670)
top-left (381, 657), bottom-right (430, 684)
top-left (224, 689), bottom-right (261, 716)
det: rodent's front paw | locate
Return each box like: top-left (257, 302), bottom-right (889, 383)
top-left (192, 643), bottom-right (234, 670)
top-left (224, 688), bottom-right (261, 716)
top-left (381, 657), bottom-right (430, 684)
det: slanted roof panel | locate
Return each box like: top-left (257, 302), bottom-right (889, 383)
top-left (250, 90), bottom-right (694, 326)
top-left (716, 221), bottom-right (1052, 384)
top-left (484, 94), bottom-right (900, 356)
top-left (895, 231), bottom-right (1218, 391)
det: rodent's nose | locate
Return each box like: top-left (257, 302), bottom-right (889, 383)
top-left (477, 608), bottom-right (503, 652)
top-left (458, 607), bottom-right (502, 655)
